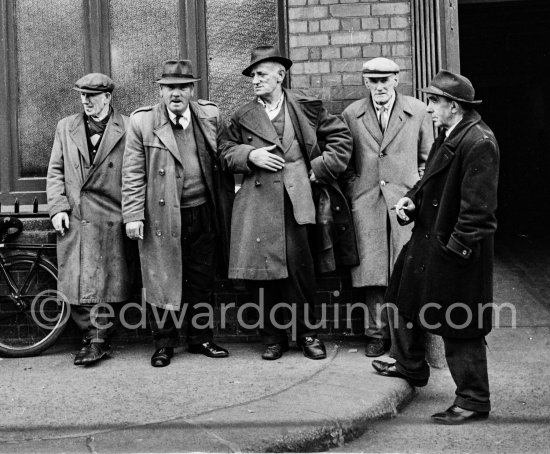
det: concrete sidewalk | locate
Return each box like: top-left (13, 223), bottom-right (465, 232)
top-left (1, 340), bottom-right (413, 453)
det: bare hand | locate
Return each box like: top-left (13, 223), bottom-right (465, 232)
top-left (52, 212), bottom-right (70, 236)
top-left (309, 170), bottom-right (319, 183)
top-left (126, 221), bottom-right (144, 240)
top-left (394, 197), bottom-right (415, 222)
top-left (248, 145), bottom-right (284, 172)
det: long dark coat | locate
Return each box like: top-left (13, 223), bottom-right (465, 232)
top-left (220, 89), bottom-right (353, 280)
top-left (47, 110), bottom-right (134, 305)
top-left (122, 101), bottom-right (233, 310)
top-left (386, 110), bottom-right (499, 338)
top-left (342, 93), bottom-right (433, 287)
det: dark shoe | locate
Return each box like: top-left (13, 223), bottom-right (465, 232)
top-left (74, 342), bottom-right (111, 366)
top-left (262, 342), bottom-right (289, 360)
top-left (365, 338), bottom-right (386, 357)
top-left (151, 347), bottom-right (174, 367)
top-left (431, 405), bottom-right (489, 425)
top-left (300, 336), bottom-right (327, 360)
top-left (188, 341), bottom-right (229, 358)
top-left (372, 360), bottom-right (427, 387)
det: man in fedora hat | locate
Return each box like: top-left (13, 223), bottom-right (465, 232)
top-left (342, 57), bottom-right (433, 357)
top-left (122, 59), bottom-right (233, 367)
top-left (47, 73), bottom-right (136, 366)
top-left (220, 45), bottom-right (354, 360)
top-left (372, 70), bottom-right (500, 424)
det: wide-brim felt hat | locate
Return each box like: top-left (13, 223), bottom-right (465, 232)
top-left (242, 45), bottom-right (293, 77)
top-left (73, 73), bottom-right (114, 94)
top-left (419, 69), bottom-right (482, 105)
top-left (156, 59), bottom-right (201, 84)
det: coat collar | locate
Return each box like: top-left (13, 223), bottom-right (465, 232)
top-left (153, 104), bottom-right (182, 165)
top-left (68, 114), bottom-right (89, 165)
top-left (235, 100), bottom-right (280, 148)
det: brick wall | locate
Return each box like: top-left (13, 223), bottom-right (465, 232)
top-left (288, 0), bottom-right (413, 113)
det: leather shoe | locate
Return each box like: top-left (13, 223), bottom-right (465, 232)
top-left (365, 338), bottom-right (387, 357)
top-left (372, 360), bottom-right (427, 387)
top-left (188, 341), bottom-right (229, 358)
top-left (151, 347), bottom-right (174, 367)
top-left (74, 342), bottom-right (111, 366)
top-left (300, 336), bottom-right (327, 360)
top-left (431, 405), bottom-right (489, 425)
top-left (262, 342), bottom-right (289, 360)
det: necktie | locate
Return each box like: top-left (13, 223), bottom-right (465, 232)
top-left (378, 105), bottom-right (388, 132)
top-left (174, 115), bottom-right (183, 129)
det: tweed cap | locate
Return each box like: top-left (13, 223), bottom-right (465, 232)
top-left (73, 73), bottom-right (114, 94)
top-left (362, 57), bottom-right (400, 77)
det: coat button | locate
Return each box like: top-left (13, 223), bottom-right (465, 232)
top-left (462, 250), bottom-right (468, 256)
top-left (420, 264), bottom-right (426, 271)
top-left (213, 164), bottom-right (218, 171)
top-left (108, 162), bottom-right (113, 168)
top-left (159, 169), bottom-right (165, 176)
top-left (340, 225), bottom-right (347, 232)
top-left (379, 153), bottom-right (384, 158)
top-left (81, 220), bottom-right (87, 225)
top-left (156, 230), bottom-right (162, 236)
top-left (107, 221), bottom-right (113, 227)
top-left (247, 136), bottom-right (253, 142)
top-left (159, 199), bottom-right (165, 206)
top-left (380, 180), bottom-right (386, 186)
top-left (425, 232), bottom-right (430, 239)
top-left (432, 199), bottom-right (439, 207)
top-left (255, 180), bottom-right (261, 187)
top-left (335, 206), bottom-right (341, 212)
top-left (256, 237), bottom-right (261, 242)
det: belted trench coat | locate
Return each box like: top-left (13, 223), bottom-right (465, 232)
top-left (220, 89), bottom-right (355, 280)
top-left (121, 101), bottom-right (233, 310)
top-left (386, 110), bottom-right (499, 338)
top-left (47, 110), bottom-right (134, 305)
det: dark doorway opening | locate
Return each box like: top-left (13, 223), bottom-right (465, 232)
top-left (459, 0), bottom-right (550, 241)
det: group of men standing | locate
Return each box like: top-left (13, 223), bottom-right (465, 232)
top-left (47, 45), bottom-right (499, 425)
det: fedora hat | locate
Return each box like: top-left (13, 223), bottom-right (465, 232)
top-left (156, 60), bottom-right (200, 84)
top-left (419, 70), bottom-right (481, 105)
top-left (242, 45), bottom-right (292, 77)
top-left (73, 73), bottom-right (114, 94)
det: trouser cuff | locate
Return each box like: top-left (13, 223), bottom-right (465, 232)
top-left (454, 396), bottom-right (491, 413)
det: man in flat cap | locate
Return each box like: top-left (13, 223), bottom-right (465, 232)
top-left (220, 45), bottom-right (354, 360)
top-left (373, 70), bottom-right (499, 424)
top-left (342, 57), bottom-right (433, 357)
top-left (47, 73), bottom-right (135, 366)
top-left (122, 60), bottom-right (233, 367)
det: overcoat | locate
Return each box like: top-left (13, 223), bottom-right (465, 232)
top-left (220, 89), bottom-right (353, 280)
top-left (386, 110), bottom-right (499, 338)
top-left (47, 110), bottom-right (134, 305)
top-left (342, 93), bottom-right (433, 287)
top-left (121, 101), bottom-right (232, 310)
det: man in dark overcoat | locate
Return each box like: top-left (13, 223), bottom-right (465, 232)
top-left (47, 73), bottom-right (134, 366)
top-left (342, 57), bottom-right (433, 357)
top-left (122, 60), bottom-right (232, 367)
top-left (372, 70), bottom-right (500, 424)
top-left (220, 45), bottom-right (353, 360)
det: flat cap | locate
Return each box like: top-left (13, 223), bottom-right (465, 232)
top-left (73, 73), bottom-right (114, 94)
top-left (362, 57), bottom-right (400, 77)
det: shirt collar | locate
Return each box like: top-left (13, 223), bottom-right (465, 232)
top-left (445, 118), bottom-right (461, 138)
top-left (257, 93), bottom-right (285, 112)
top-left (372, 92), bottom-right (396, 114)
top-left (167, 106), bottom-right (191, 125)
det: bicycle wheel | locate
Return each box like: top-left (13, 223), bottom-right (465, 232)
top-left (0, 252), bottom-right (69, 357)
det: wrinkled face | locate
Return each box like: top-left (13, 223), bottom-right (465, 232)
top-left (364, 75), bottom-right (398, 105)
top-left (160, 83), bottom-right (194, 115)
top-left (426, 94), bottom-right (455, 129)
top-left (81, 92), bottom-right (111, 118)
top-left (250, 62), bottom-right (285, 99)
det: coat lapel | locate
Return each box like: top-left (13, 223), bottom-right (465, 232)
top-left (380, 95), bottom-right (408, 152)
top-left (238, 102), bottom-right (281, 150)
top-left (189, 103), bottom-right (215, 198)
top-left (68, 114), bottom-right (90, 167)
top-left (359, 97), bottom-right (384, 146)
top-left (153, 105), bottom-right (182, 166)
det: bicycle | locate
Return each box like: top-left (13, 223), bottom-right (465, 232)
top-left (0, 216), bottom-right (69, 357)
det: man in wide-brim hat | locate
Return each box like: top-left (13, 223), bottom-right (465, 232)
top-left (372, 69), bottom-right (500, 425)
top-left (122, 59), bottom-right (233, 367)
top-left (220, 45), bottom-right (355, 361)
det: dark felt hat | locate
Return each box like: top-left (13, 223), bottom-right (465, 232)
top-left (419, 70), bottom-right (482, 105)
top-left (242, 45), bottom-right (293, 77)
top-left (73, 73), bottom-right (114, 94)
top-left (156, 60), bottom-right (200, 84)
